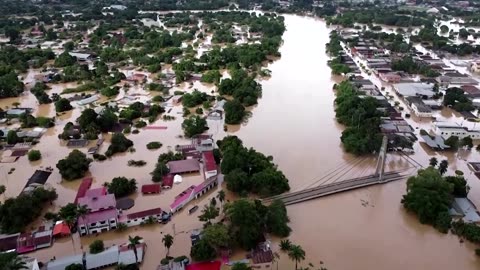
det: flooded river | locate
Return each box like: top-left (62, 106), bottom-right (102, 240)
top-left (1, 14), bottom-right (480, 270)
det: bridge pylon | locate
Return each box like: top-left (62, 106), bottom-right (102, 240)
top-left (375, 136), bottom-right (388, 182)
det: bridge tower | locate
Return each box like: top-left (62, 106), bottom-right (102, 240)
top-left (375, 136), bottom-right (388, 182)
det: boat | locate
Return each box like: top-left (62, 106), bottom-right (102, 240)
top-left (188, 205), bottom-right (199, 214)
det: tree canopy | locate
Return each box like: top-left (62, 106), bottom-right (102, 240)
top-left (401, 167), bottom-right (454, 233)
top-left (56, 149), bottom-right (92, 181)
top-left (106, 177), bottom-right (137, 197)
top-left (217, 136), bottom-right (290, 196)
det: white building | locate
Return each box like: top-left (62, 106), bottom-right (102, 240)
top-left (411, 102), bottom-right (433, 118)
top-left (119, 208), bottom-right (163, 227)
top-left (434, 124), bottom-right (480, 139)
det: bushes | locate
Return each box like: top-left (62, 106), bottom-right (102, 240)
top-left (55, 98), bottom-right (73, 112)
top-left (89, 240), bottom-right (105, 254)
top-left (146, 141), bottom-right (162, 149)
top-left (100, 86), bottom-right (120, 97)
top-left (56, 150), bottom-right (92, 181)
top-left (128, 160), bottom-right (146, 167)
top-left (28, 150), bottom-right (41, 161)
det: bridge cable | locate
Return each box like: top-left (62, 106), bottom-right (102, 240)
top-left (311, 157), bottom-right (368, 188)
top-left (295, 156), bottom-right (365, 191)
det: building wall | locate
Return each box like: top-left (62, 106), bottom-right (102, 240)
top-left (124, 214), bottom-right (161, 227)
top-left (79, 217), bottom-right (118, 236)
top-left (436, 127), bottom-right (480, 139)
top-left (205, 170), bottom-right (217, 179)
top-left (411, 104), bottom-right (432, 118)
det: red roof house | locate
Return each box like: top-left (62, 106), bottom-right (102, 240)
top-left (52, 222), bottom-right (71, 237)
top-left (162, 174), bottom-right (174, 189)
top-left (74, 177), bottom-right (93, 204)
top-left (141, 184), bottom-right (161, 194)
top-left (202, 151), bottom-right (217, 178)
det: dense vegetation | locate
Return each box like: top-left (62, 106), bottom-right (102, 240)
top-left (334, 80), bottom-right (382, 155)
top-left (402, 167), bottom-right (470, 233)
top-left (56, 150), bottom-right (92, 181)
top-left (391, 57), bottom-right (439, 77)
top-left (443, 87), bottom-right (474, 112)
top-left (217, 136), bottom-right (289, 196)
top-left (0, 187), bottom-right (57, 233)
top-left (106, 133), bottom-right (134, 157)
top-left (182, 115), bottom-right (208, 137)
top-left (106, 177), bottom-right (137, 197)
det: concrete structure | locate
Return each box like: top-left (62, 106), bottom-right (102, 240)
top-left (170, 176), bottom-right (219, 213)
top-left (23, 257), bottom-right (40, 270)
top-left (434, 123), bottom-right (480, 139)
top-left (411, 102), bottom-right (433, 118)
top-left (470, 60), bottom-right (480, 73)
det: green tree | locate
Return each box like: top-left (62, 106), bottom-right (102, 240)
top-left (445, 176), bottom-right (469, 197)
top-left (28, 150), bottom-right (41, 161)
top-left (190, 238), bottom-right (216, 262)
top-left (106, 177), bottom-right (137, 197)
top-left (56, 149), bottom-right (92, 180)
top-left (401, 167), bottom-right (453, 233)
top-left (224, 99), bottom-right (246, 124)
top-left (151, 162), bottom-right (169, 182)
top-left (288, 245), bottom-right (306, 270)
top-left (6, 130), bottom-right (19, 145)
top-left (182, 115), bottom-right (208, 137)
top-left (461, 136), bottom-right (473, 149)
top-left (55, 52), bottom-right (76, 67)
top-left (216, 190), bottom-right (226, 206)
top-left (89, 240), bottom-right (105, 254)
top-left (225, 199), bottom-right (264, 249)
top-left (280, 239), bottom-right (292, 252)
top-left (55, 98), bottom-right (73, 112)
top-left (439, 160), bottom-right (449, 175)
top-left (444, 136), bottom-right (459, 150)
top-left (202, 223), bottom-right (230, 250)
top-left (128, 235), bottom-right (143, 263)
top-left (198, 204), bottom-right (219, 226)
top-left (429, 157), bottom-right (438, 167)
top-left (106, 133), bottom-right (134, 156)
top-left (162, 234), bottom-right (174, 257)
top-left (266, 200), bottom-right (291, 237)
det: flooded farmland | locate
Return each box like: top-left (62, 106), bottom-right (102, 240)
top-left (1, 14), bottom-right (480, 270)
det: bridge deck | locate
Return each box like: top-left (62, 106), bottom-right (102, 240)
top-left (264, 172), bottom-right (405, 206)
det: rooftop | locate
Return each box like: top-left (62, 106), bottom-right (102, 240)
top-left (393, 83), bottom-right (434, 97)
top-left (78, 208), bottom-right (117, 226)
top-left (74, 177), bottom-right (92, 203)
top-left (78, 193), bottom-right (116, 212)
top-left (126, 208), bottom-right (162, 220)
top-left (203, 151), bottom-right (217, 172)
top-left (450, 197), bottom-right (480, 223)
top-left (141, 184), bottom-right (161, 194)
top-left (167, 159), bottom-right (200, 174)
top-left (85, 246), bottom-right (119, 269)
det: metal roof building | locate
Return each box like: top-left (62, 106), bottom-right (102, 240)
top-left (85, 246), bottom-right (119, 269)
top-left (47, 254), bottom-right (83, 270)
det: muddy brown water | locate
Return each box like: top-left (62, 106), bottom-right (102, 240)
top-left (1, 15), bottom-right (480, 269)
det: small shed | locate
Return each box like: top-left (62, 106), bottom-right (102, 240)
top-left (52, 222), bottom-right (71, 238)
top-left (141, 184), bottom-right (161, 194)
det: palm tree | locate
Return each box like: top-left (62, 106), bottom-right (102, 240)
top-left (76, 205), bottom-right (90, 220)
top-left (216, 190), bottom-right (225, 206)
top-left (5, 255), bottom-right (27, 270)
top-left (271, 252), bottom-right (280, 270)
top-left (439, 160), bottom-right (449, 175)
top-left (429, 157), bottom-right (438, 167)
top-left (288, 245), bottom-right (306, 270)
top-left (162, 234), bottom-right (174, 257)
top-left (279, 239), bottom-right (292, 252)
top-left (128, 235), bottom-right (143, 263)
top-left (0, 185), bottom-right (6, 200)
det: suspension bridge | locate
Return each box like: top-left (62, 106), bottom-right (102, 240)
top-left (263, 137), bottom-right (422, 206)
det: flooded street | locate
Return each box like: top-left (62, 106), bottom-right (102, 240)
top-left (1, 14), bottom-right (480, 269)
